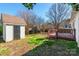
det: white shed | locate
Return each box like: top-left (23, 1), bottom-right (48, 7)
top-left (0, 14), bottom-right (26, 42)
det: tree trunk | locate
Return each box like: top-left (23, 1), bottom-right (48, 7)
top-left (55, 25), bottom-right (59, 39)
top-left (56, 29), bottom-right (58, 39)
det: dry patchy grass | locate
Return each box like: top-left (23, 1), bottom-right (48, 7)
top-left (0, 33), bottom-right (46, 56)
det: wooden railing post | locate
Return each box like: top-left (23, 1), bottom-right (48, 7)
top-left (74, 29), bottom-right (76, 40)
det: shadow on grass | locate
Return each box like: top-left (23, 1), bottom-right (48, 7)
top-left (23, 38), bottom-right (79, 56)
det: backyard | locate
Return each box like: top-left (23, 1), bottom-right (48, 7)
top-left (0, 33), bottom-right (79, 56)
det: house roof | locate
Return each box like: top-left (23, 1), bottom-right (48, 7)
top-left (2, 14), bottom-right (26, 25)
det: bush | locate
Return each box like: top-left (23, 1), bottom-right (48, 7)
top-left (29, 27), bottom-right (40, 34)
top-left (0, 25), bottom-right (3, 36)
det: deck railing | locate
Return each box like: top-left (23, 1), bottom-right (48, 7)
top-left (48, 29), bottom-right (76, 40)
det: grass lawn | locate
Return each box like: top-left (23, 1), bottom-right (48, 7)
top-left (23, 34), bottom-right (79, 56)
top-left (0, 33), bottom-right (79, 56)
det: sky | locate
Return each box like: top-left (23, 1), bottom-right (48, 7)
top-left (0, 3), bottom-right (72, 21)
top-left (0, 3), bottom-right (27, 15)
top-left (0, 3), bottom-right (51, 19)
top-left (32, 3), bottom-right (52, 20)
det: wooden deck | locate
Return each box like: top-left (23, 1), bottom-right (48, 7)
top-left (48, 29), bottom-right (75, 40)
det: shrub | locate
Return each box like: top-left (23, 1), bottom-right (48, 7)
top-left (29, 27), bottom-right (40, 34)
top-left (0, 25), bottom-right (3, 36)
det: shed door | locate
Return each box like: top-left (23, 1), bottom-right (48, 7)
top-left (5, 25), bottom-right (13, 42)
top-left (14, 25), bottom-right (20, 39)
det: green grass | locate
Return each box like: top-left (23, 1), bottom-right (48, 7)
top-left (53, 39), bottom-right (77, 49)
top-left (28, 35), bottom-right (46, 45)
top-left (26, 35), bottom-right (79, 55)
top-left (28, 35), bottom-right (77, 49)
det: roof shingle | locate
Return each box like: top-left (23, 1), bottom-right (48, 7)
top-left (2, 14), bottom-right (26, 25)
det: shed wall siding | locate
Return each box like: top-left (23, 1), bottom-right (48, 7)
top-left (20, 26), bottom-right (25, 39)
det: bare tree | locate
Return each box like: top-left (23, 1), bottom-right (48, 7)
top-left (17, 10), bottom-right (44, 34)
top-left (46, 3), bottom-right (72, 38)
top-left (35, 16), bottom-right (44, 31)
top-left (46, 3), bottom-right (71, 29)
top-left (18, 10), bottom-right (29, 34)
